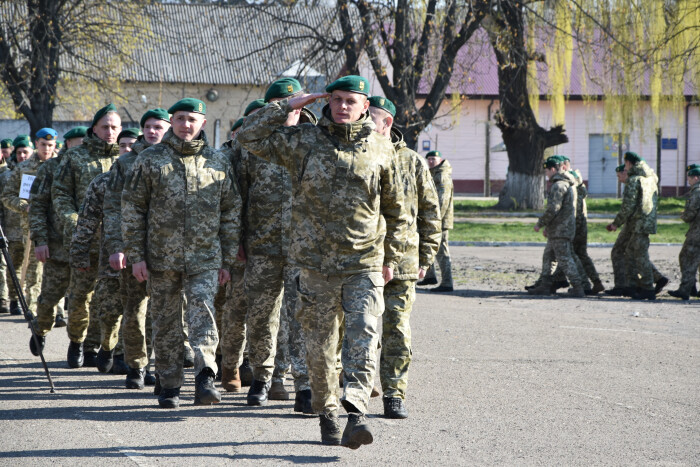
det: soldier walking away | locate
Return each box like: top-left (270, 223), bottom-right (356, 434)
top-left (668, 166), bottom-right (700, 300)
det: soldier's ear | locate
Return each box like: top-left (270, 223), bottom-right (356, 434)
top-left (201, 118), bottom-right (207, 129)
top-left (362, 97), bottom-right (370, 112)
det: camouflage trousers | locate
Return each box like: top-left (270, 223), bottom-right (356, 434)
top-left (622, 233), bottom-right (654, 290)
top-left (7, 240), bottom-right (42, 313)
top-left (551, 233), bottom-right (594, 289)
top-left (424, 230), bottom-right (453, 287)
top-left (540, 238), bottom-right (583, 287)
top-left (244, 255), bottom-right (284, 383)
top-left (611, 227), bottom-right (664, 288)
top-left (0, 250), bottom-right (7, 300)
top-left (678, 234), bottom-right (700, 292)
top-left (380, 279), bottom-right (415, 400)
top-left (220, 262), bottom-right (247, 371)
top-left (149, 269), bottom-right (219, 389)
top-left (296, 268), bottom-right (384, 415)
top-left (95, 277), bottom-right (124, 354)
top-left (271, 266), bottom-right (310, 392)
top-left (66, 251), bottom-right (98, 345)
top-left (120, 268), bottom-right (152, 369)
top-left (35, 259), bottom-right (71, 337)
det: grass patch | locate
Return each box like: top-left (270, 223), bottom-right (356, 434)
top-left (450, 221), bottom-right (688, 243)
top-left (454, 197), bottom-right (686, 215)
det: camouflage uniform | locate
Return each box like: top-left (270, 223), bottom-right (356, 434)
top-left (423, 159), bottom-right (454, 288)
top-left (52, 133), bottom-right (119, 345)
top-left (677, 180), bottom-right (700, 293)
top-left (237, 100), bottom-right (407, 415)
top-left (611, 222), bottom-right (665, 288)
top-left (121, 129), bottom-right (242, 390)
top-left (70, 172), bottom-right (123, 354)
top-left (612, 161), bottom-right (658, 290)
top-left (0, 163), bottom-right (9, 302)
top-left (1, 155), bottom-right (45, 312)
top-left (103, 138), bottom-right (152, 369)
top-left (380, 129), bottom-right (441, 400)
top-left (536, 171), bottom-right (583, 287)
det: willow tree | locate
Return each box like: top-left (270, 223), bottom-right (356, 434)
top-left (0, 1), bottom-right (151, 137)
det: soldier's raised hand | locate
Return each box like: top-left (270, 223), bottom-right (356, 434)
top-left (288, 93), bottom-right (329, 110)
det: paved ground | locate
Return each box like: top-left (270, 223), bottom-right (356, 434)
top-left (0, 246), bottom-right (698, 465)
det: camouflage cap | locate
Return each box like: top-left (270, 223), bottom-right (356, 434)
top-left (117, 128), bottom-right (141, 142)
top-left (326, 75), bottom-right (370, 96)
top-left (244, 99), bottom-right (266, 116)
top-left (264, 78), bottom-right (303, 102)
top-left (426, 150), bottom-right (442, 159)
top-left (687, 163), bottom-right (700, 172)
top-left (36, 128), bottom-right (58, 140)
top-left (12, 135), bottom-right (33, 149)
top-left (687, 168), bottom-right (700, 177)
top-left (231, 117), bottom-right (244, 133)
top-left (615, 164), bottom-right (626, 173)
top-left (1, 138), bottom-right (13, 148)
top-left (368, 96), bottom-right (396, 117)
top-left (624, 151), bottom-right (643, 163)
top-left (63, 126), bottom-right (88, 140)
top-left (91, 103), bottom-right (118, 128)
top-left (168, 98), bottom-right (206, 115)
top-left (140, 108), bottom-right (170, 128)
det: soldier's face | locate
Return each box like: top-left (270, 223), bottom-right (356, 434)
top-left (66, 137), bottom-right (83, 148)
top-left (427, 156), bottom-right (441, 169)
top-left (545, 166), bottom-right (558, 180)
top-left (369, 107), bottom-right (392, 137)
top-left (688, 175), bottom-right (699, 186)
top-left (171, 111), bottom-right (206, 142)
top-left (94, 112), bottom-right (122, 144)
top-left (143, 118), bottom-right (170, 145)
top-left (16, 147), bottom-right (33, 162)
top-left (624, 160), bottom-right (633, 171)
top-left (230, 129), bottom-right (239, 140)
top-left (35, 138), bottom-right (56, 160)
top-left (329, 91), bottom-right (369, 124)
top-left (0, 147), bottom-right (11, 160)
top-left (118, 137), bottom-right (137, 155)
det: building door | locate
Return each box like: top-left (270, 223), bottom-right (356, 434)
top-left (588, 134), bottom-right (627, 195)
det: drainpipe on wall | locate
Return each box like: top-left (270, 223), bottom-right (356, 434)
top-left (485, 100), bottom-right (494, 197)
top-left (214, 119), bottom-right (221, 149)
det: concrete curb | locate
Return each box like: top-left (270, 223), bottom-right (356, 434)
top-left (450, 241), bottom-right (683, 248)
top-left (455, 211), bottom-right (680, 220)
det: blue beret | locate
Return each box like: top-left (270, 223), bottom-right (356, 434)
top-left (36, 128), bottom-right (58, 140)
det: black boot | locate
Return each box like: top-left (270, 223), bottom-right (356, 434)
top-left (668, 288), bottom-right (690, 300)
top-left (430, 285), bottom-right (453, 293)
top-left (246, 379), bottom-right (270, 406)
top-left (96, 348), bottom-right (114, 373)
top-left (416, 277), bottom-right (437, 286)
top-left (158, 387), bottom-right (180, 409)
top-left (126, 367), bottom-right (146, 390)
top-left (29, 332), bottom-right (45, 357)
top-left (239, 357), bottom-right (253, 386)
top-left (294, 389), bottom-right (313, 414)
top-left (83, 350), bottom-right (98, 367)
top-left (654, 277), bottom-right (669, 294)
top-left (0, 299), bottom-right (9, 314)
top-left (9, 300), bottom-right (20, 316)
top-left (215, 354), bottom-right (222, 381)
top-left (319, 411), bottom-right (342, 445)
top-left (153, 374), bottom-right (162, 396)
top-left (194, 367), bottom-right (221, 406)
top-left (110, 354), bottom-right (129, 375)
top-left (524, 279), bottom-right (541, 291)
top-left (630, 288), bottom-right (656, 300)
top-left (54, 314), bottom-right (67, 328)
top-left (67, 341), bottom-right (84, 368)
top-left (604, 287), bottom-right (626, 296)
top-left (383, 396), bottom-right (408, 419)
top-left (341, 413), bottom-right (373, 449)
top-left (144, 370), bottom-right (156, 386)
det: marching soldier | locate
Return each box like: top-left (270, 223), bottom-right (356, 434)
top-left (0, 138), bottom-right (13, 314)
top-left (668, 166), bottom-right (700, 300)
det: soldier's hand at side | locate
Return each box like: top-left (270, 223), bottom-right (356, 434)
top-left (288, 93), bottom-right (329, 110)
top-left (418, 267), bottom-right (427, 280)
top-left (132, 261), bottom-right (149, 282)
top-left (109, 252), bottom-right (127, 271)
top-left (237, 245), bottom-right (247, 262)
top-left (77, 267), bottom-right (90, 272)
top-left (218, 268), bottom-right (231, 285)
top-left (534, 225), bottom-right (540, 232)
top-left (383, 266), bottom-right (394, 285)
top-left (542, 229), bottom-right (548, 238)
top-left (606, 223), bottom-right (617, 232)
top-left (35, 245), bottom-right (50, 263)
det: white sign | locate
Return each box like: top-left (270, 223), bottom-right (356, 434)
top-left (19, 174), bottom-right (36, 200)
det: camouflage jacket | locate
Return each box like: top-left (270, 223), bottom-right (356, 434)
top-left (613, 161), bottom-right (658, 234)
top-left (28, 157), bottom-right (68, 263)
top-left (102, 137), bottom-right (150, 258)
top-left (390, 129), bottom-right (441, 279)
top-left (237, 100), bottom-right (408, 275)
top-left (430, 159), bottom-right (454, 230)
top-left (537, 171), bottom-right (577, 240)
top-left (121, 129), bottom-right (242, 274)
top-left (570, 169), bottom-right (588, 233)
top-left (2, 154), bottom-right (51, 233)
top-left (681, 181), bottom-right (700, 239)
top-left (70, 172), bottom-right (117, 278)
top-left (0, 166), bottom-right (23, 241)
top-left (52, 134), bottom-right (119, 241)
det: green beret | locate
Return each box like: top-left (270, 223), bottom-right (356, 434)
top-left (687, 168), bottom-right (700, 177)
top-left (12, 135), bottom-right (33, 149)
top-left (624, 151), bottom-right (643, 163)
top-left (687, 163), bottom-right (700, 172)
top-left (244, 99), bottom-right (266, 116)
top-left (264, 78), bottom-right (302, 103)
top-left (326, 75), bottom-right (370, 96)
top-left (168, 98), bottom-right (206, 115)
top-left (63, 126), bottom-right (88, 140)
top-left (426, 150), bottom-right (442, 159)
top-left (0, 138), bottom-right (13, 148)
top-left (91, 103), bottom-right (118, 128)
top-left (140, 108), bottom-right (170, 128)
top-left (56, 140), bottom-right (63, 148)
top-left (543, 156), bottom-right (562, 169)
top-left (615, 164), bottom-right (625, 173)
top-left (368, 96), bottom-right (396, 117)
top-left (553, 154), bottom-right (570, 162)
top-left (117, 128), bottom-right (141, 141)
top-left (231, 118), bottom-right (244, 133)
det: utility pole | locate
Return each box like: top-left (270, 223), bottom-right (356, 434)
top-left (485, 100), bottom-right (494, 197)
top-left (656, 128), bottom-right (662, 195)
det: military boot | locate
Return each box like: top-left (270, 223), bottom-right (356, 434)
top-left (246, 379), bottom-right (271, 406)
top-left (551, 280), bottom-right (570, 291)
top-left (341, 413), bottom-right (373, 449)
top-left (654, 277), bottom-right (669, 294)
top-left (215, 354), bottom-right (222, 381)
top-left (158, 387), bottom-right (180, 409)
top-left (83, 350), bottom-right (98, 367)
top-left (221, 366), bottom-right (242, 392)
top-left (67, 341), bottom-right (84, 368)
top-left (126, 367), bottom-right (146, 390)
top-left (96, 348), bottom-right (114, 373)
top-left (591, 280), bottom-right (605, 294)
top-left (29, 332), bottom-right (45, 357)
top-left (111, 354), bottom-right (129, 375)
top-left (668, 288), bottom-right (691, 300)
top-left (567, 286), bottom-right (585, 298)
top-left (0, 299), bottom-right (9, 314)
top-left (416, 277), bottom-right (437, 286)
top-left (9, 300), bottom-right (20, 315)
top-left (194, 367), bottom-right (221, 406)
top-left (268, 381), bottom-right (290, 400)
top-left (319, 411), bottom-right (342, 445)
top-left (153, 374), bottom-right (162, 396)
top-left (239, 357), bottom-right (253, 386)
top-left (294, 389), bottom-right (313, 414)
top-left (383, 396), bottom-right (408, 419)
top-left (630, 288), bottom-right (656, 300)
top-left (54, 314), bottom-right (67, 328)
top-left (183, 346), bottom-right (195, 368)
top-left (524, 279), bottom-right (541, 291)
top-left (144, 370), bottom-right (157, 386)
top-left (528, 283), bottom-right (554, 296)
top-left (604, 287), bottom-right (626, 296)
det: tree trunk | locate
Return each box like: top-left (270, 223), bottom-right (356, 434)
top-left (497, 170), bottom-right (545, 210)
